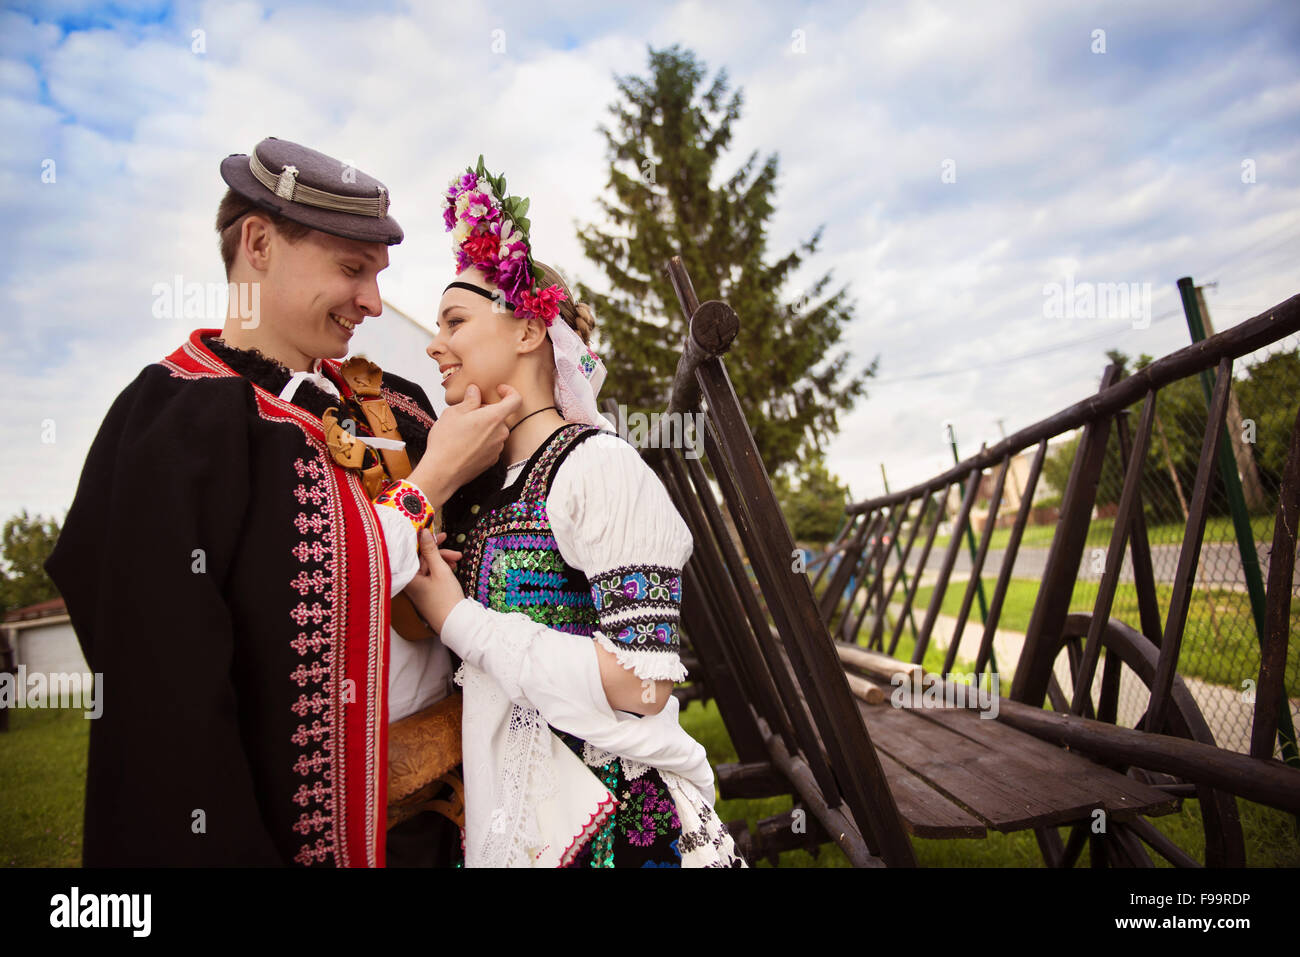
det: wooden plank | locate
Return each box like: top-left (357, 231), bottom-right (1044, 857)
top-left (889, 484), bottom-right (950, 656)
top-left (1114, 411), bottom-right (1165, 649)
top-left (1013, 363), bottom-right (1122, 705)
top-left (717, 761), bottom-right (790, 800)
top-left (1072, 390), bottom-right (1158, 717)
top-left (915, 468), bottom-right (982, 664)
top-left (905, 702), bottom-right (1178, 823)
top-left (976, 439), bottom-right (1046, 676)
top-left (870, 494), bottom-right (933, 649)
top-left (680, 450), bottom-right (804, 754)
top-left (993, 693), bottom-right (1300, 814)
top-left (859, 699), bottom-right (1105, 830)
top-left (943, 454), bottom-right (1011, 674)
top-left (874, 749), bottom-right (987, 838)
top-left (857, 695), bottom-right (1181, 831)
top-left (694, 375), bottom-right (916, 865)
top-left (844, 500), bottom-right (909, 643)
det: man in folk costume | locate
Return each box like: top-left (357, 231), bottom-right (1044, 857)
top-left (45, 138), bottom-right (518, 866)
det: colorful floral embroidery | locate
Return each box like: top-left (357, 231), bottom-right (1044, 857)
top-left (589, 565), bottom-right (683, 660)
top-left (617, 777), bottom-right (681, 848)
top-left (373, 478), bottom-right (436, 531)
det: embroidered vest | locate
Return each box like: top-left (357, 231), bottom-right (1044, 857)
top-left (448, 423), bottom-right (604, 635)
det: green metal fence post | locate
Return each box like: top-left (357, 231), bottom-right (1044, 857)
top-left (1178, 276), bottom-right (1298, 767)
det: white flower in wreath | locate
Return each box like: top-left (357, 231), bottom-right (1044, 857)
top-left (499, 219), bottom-right (522, 250)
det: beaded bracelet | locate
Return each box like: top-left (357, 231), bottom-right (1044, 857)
top-left (374, 479), bottom-right (441, 533)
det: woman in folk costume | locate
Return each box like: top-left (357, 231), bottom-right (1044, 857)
top-left (403, 157), bottom-right (746, 867)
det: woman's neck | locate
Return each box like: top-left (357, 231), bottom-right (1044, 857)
top-left (501, 399), bottom-right (569, 466)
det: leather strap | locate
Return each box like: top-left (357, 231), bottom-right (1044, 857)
top-left (341, 356), bottom-right (414, 479)
top-left (327, 360), bottom-right (439, 640)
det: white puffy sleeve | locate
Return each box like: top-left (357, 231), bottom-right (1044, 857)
top-left (373, 504), bottom-right (419, 597)
top-left (548, 433), bottom-right (693, 683)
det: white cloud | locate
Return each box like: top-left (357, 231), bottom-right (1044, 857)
top-left (2, 0), bottom-right (1298, 520)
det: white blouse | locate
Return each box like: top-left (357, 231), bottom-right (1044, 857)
top-left (506, 430), bottom-right (693, 683)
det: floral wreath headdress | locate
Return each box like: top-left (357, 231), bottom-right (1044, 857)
top-left (444, 155), bottom-right (568, 324)
top-left (443, 156), bottom-right (612, 431)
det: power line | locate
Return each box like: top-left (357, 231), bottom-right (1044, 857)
top-left (870, 309), bottom-right (1180, 385)
top-left (1197, 221), bottom-right (1300, 283)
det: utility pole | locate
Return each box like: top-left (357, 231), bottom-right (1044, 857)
top-left (1194, 284), bottom-right (1267, 511)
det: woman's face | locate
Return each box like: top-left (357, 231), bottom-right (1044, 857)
top-left (427, 268), bottom-right (519, 405)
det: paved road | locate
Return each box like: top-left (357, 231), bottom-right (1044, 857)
top-left (885, 606), bottom-right (1300, 758)
top-left (886, 541), bottom-right (1300, 590)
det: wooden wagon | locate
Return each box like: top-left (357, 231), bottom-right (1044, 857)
top-left (629, 257), bottom-right (1300, 867)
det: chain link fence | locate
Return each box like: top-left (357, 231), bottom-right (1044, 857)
top-left (1065, 330), bottom-right (1300, 757)
top-left (831, 327), bottom-right (1298, 762)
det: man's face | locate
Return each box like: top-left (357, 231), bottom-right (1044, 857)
top-left (261, 224), bottom-right (389, 361)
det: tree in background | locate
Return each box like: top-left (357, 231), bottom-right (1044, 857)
top-left (1231, 348), bottom-right (1300, 491)
top-left (576, 44), bottom-right (875, 481)
top-left (772, 452), bottom-right (853, 544)
top-left (1041, 347), bottom-right (1298, 526)
top-left (0, 510), bottom-right (61, 616)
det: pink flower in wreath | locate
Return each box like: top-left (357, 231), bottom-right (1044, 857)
top-left (495, 256), bottom-right (534, 304)
top-left (461, 232), bottom-right (500, 265)
top-left (516, 284), bottom-right (567, 324)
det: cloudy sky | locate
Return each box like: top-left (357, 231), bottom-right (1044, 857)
top-left (4, 0), bottom-right (1298, 524)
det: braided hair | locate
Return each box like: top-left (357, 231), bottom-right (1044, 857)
top-left (531, 261), bottom-right (596, 345)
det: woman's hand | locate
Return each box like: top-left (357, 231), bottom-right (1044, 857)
top-left (404, 529), bottom-right (466, 633)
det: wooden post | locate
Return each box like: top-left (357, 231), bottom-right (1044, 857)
top-left (1249, 400), bottom-right (1300, 765)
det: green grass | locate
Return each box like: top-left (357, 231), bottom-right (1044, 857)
top-left (3, 691), bottom-right (1297, 868)
top-left (910, 577), bottom-right (1300, 696)
top-left (931, 514), bottom-right (1276, 553)
top-left (909, 798), bottom-right (1300, 867)
top-left (0, 705), bottom-right (89, 867)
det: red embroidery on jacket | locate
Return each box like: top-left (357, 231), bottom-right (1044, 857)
top-left (289, 455), bottom-right (341, 865)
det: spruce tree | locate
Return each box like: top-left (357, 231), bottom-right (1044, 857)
top-left (576, 44), bottom-right (875, 478)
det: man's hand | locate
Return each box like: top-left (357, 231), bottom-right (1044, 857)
top-left (409, 384), bottom-right (523, 505)
top-left (405, 529), bottom-right (467, 633)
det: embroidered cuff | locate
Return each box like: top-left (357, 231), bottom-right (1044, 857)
top-left (590, 565), bottom-right (687, 682)
top-left (373, 479), bottom-right (439, 532)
